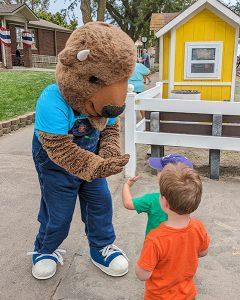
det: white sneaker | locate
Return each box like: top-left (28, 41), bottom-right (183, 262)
top-left (27, 249), bottom-right (66, 280)
top-left (91, 244), bottom-right (129, 277)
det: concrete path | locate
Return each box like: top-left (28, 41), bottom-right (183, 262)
top-left (1, 104), bottom-right (240, 298)
top-left (2, 67), bottom-right (56, 72)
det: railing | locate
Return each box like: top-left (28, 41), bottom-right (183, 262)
top-left (124, 82), bottom-right (240, 179)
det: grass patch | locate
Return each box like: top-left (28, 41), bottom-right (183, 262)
top-left (0, 70), bottom-right (55, 121)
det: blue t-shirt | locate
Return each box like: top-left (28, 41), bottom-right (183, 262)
top-left (34, 84), bottom-right (116, 137)
top-left (128, 63), bottom-right (150, 93)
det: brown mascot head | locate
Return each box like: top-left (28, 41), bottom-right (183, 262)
top-left (56, 22), bottom-right (136, 129)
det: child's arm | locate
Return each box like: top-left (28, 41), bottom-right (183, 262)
top-left (122, 176), bottom-right (139, 210)
top-left (135, 264), bottom-right (152, 281)
top-left (199, 224), bottom-right (210, 258)
top-left (136, 237), bottom-right (159, 282)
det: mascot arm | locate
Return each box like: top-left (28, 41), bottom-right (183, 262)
top-left (98, 121), bottom-right (122, 159)
top-left (39, 131), bottom-right (129, 182)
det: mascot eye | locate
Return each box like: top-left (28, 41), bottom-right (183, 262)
top-left (89, 76), bottom-right (101, 84)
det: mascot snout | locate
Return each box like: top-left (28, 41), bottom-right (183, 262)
top-left (88, 79), bottom-right (129, 119)
top-left (101, 104), bottom-right (126, 118)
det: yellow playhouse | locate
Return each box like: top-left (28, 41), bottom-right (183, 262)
top-left (153, 0), bottom-right (240, 101)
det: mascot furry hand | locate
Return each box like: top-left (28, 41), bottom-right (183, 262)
top-left (36, 22), bottom-right (136, 181)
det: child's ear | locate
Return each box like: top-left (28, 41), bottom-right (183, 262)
top-left (161, 196), bottom-right (169, 210)
top-left (165, 199), bottom-right (170, 209)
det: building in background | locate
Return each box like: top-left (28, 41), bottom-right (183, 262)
top-left (0, 3), bottom-right (71, 68)
top-left (151, 0), bottom-right (240, 101)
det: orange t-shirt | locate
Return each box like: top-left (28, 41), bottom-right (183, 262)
top-left (137, 218), bottom-right (210, 300)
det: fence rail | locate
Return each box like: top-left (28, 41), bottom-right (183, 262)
top-left (124, 82), bottom-right (240, 179)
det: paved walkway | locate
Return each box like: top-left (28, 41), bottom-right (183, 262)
top-left (1, 66), bottom-right (56, 72)
top-left (1, 125), bottom-right (240, 300)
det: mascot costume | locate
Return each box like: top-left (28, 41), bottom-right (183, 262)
top-left (30, 22), bottom-right (136, 279)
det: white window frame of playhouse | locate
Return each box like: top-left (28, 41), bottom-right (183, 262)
top-left (184, 42), bottom-right (223, 80)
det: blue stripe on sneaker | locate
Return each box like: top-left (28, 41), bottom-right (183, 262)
top-left (90, 248), bottom-right (123, 267)
top-left (33, 254), bottom-right (59, 265)
top-left (105, 252), bottom-right (122, 266)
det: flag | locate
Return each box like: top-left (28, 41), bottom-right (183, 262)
top-left (0, 27), bottom-right (11, 46)
top-left (22, 31), bottom-right (32, 47)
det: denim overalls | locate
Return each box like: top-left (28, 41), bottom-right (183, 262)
top-left (32, 118), bottom-right (115, 254)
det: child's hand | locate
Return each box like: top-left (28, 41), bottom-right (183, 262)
top-left (122, 176), bottom-right (139, 210)
top-left (126, 176), bottom-right (139, 187)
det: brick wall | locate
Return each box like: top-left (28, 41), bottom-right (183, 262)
top-left (38, 28), bottom-right (55, 56)
top-left (56, 31), bottom-right (70, 54)
top-left (5, 24), bottom-right (71, 59)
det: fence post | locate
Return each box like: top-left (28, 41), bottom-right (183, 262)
top-left (210, 114), bottom-right (222, 180)
top-left (150, 112), bottom-right (164, 175)
top-left (156, 81), bottom-right (163, 98)
top-left (125, 92), bottom-right (137, 178)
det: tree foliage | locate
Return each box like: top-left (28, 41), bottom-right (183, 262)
top-left (66, 0), bottom-right (194, 42)
top-left (231, 0), bottom-right (240, 15)
top-left (2, 0), bottom-right (50, 11)
top-left (38, 10), bottom-right (78, 31)
top-left (2, 0), bottom-right (77, 30)
top-left (105, 0), bottom-right (194, 42)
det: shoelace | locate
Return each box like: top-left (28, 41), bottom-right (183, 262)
top-left (27, 249), bottom-right (66, 265)
top-left (100, 244), bottom-right (129, 262)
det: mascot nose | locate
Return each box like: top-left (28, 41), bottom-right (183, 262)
top-left (101, 104), bottom-right (126, 118)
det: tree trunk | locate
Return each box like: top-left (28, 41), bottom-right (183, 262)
top-left (97, 0), bottom-right (106, 21)
top-left (81, 0), bottom-right (93, 24)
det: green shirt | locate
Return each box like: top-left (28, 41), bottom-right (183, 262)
top-left (132, 193), bottom-right (168, 235)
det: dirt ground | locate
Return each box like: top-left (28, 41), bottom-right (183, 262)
top-left (136, 144), bottom-right (240, 180)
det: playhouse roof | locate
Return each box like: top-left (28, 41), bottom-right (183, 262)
top-left (155, 0), bottom-right (240, 38)
top-left (150, 12), bottom-right (180, 32)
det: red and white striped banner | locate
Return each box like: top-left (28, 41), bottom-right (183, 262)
top-left (0, 27), bottom-right (11, 46)
top-left (22, 31), bottom-right (32, 47)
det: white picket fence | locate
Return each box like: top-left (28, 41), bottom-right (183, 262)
top-left (124, 82), bottom-right (240, 177)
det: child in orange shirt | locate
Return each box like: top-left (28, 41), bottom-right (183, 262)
top-left (135, 163), bottom-right (210, 300)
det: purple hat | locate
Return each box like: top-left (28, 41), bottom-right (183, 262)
top-left (148, 154), bottom-right (193, 170)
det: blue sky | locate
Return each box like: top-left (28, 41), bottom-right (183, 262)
top-left (49, 0), bottom-right (83, 24)
top-left (49, 0), bottom-right (237, 26)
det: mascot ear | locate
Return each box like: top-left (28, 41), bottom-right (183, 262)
top-left (77, 49), bottom-right (90, 61)
top-left (58, 48), bottom-right (91, 66)
top-left (58, 47), bottom-right (77, 66)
